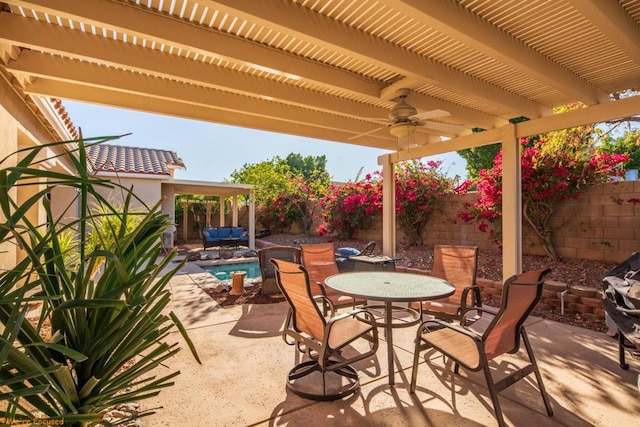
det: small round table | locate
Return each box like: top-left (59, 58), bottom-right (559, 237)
top-left (325, 271), bottom-right (455, 386)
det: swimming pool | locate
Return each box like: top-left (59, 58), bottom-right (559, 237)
top-left (201, 262), bottom-right (261, 281)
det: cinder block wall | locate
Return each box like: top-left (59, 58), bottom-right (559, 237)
top-left (354, 181), bottom-right (640, 263)
top-left (395, 266), bottom-right (605, 321)
top-left (188, 181), bottom-right (640, 263)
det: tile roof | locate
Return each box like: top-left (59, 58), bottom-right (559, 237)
top-left (50, 98), bottom-right (79, 139)
top-left (86, 144), bottom-right (185, 176)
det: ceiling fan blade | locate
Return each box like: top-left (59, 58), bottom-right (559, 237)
top-left (418, 121), bottom-right (466, 135)
top-left (348, 126), bottom-right (386, 141)
top-left (412, 109), bottom-right (450, 120)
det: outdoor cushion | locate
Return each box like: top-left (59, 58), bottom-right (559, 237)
top-left (336, 247), bottom-right (360, 257)
top-left (218, 227), bottom-right (232, 238)
top-left (203, 228), bottom-right (218, 239)
top-left (231, 227), bottom-right (245, 238)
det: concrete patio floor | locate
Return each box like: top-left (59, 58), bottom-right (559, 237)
top-left (142, 261), bottom-right (640, 426)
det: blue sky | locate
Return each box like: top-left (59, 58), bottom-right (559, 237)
top-left (62, 101), bottom-right (467, 183)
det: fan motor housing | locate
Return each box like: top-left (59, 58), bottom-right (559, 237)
top-left (389, 100), bottom-right (417, 121)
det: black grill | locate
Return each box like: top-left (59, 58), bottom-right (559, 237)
top-left (602, 252), bottom-right (640, 370)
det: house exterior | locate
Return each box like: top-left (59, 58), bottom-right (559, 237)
top-left (0, 89), bottom-right (255, 276)
top-left (77, 144), bottom-right (256, 249)
top-left (0, 94), bottom-right (78, 274)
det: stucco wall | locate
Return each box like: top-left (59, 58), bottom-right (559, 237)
top-left (94, 176), bottom-right (164, 210)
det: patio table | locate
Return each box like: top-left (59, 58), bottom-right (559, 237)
top-left (325, 271), bottom-right (454, 386)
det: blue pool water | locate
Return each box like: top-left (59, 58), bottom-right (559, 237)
top-left (201, 262), bottom-right (261, 281)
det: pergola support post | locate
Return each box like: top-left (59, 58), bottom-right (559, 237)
top-left (231, 195), bottom-right (238, 226)
top-left (248, 189), bottom-right (255, 250)
top-left (501, 124), bottom-right (522, 278)
top-left (219, 199), bottom-right (225, 227)
top-left (380, 154), bottom-right (396, 257)
top-left (180, 200), bottom-right (193, 243)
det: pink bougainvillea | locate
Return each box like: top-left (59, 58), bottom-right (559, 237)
top-left (394, 160), bottom-right (465, 245)
top-left (460, 137), bottom-right (628, 259)
top-left (316, 160), bottom-right (464, 243)
top-left (316, 174), bottom-right (382, 239)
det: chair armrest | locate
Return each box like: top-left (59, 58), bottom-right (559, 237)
top-left (460, 285), bottom-right (482, 314)
top-left (328, 307), bottom-right (376, 324)
top-left (418, 318), bottom-right (482, 341)
top-left (460, 305), bottom-right (498, 328)
top-left (324, 308), bottom-right (378, 343)
top-left (309, 280), bottom-right (328, 297)
top-left (313, 295), bottom-right (335, 318)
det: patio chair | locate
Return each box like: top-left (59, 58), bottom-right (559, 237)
top-left (258, 246), bottom-right (301, 295)
top-left (410, 268), bottom-right (553, 427)
top-left (359, 241), bottom-right (376, 256)
top-left (271, 258), bottom-right (379, 401)
top-left (413, 245), bottom-right (481, 320)
top-left (301, 243), bottom-right (367, 312)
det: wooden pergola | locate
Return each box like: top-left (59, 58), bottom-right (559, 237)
top-left (1, 1), bottom-right (639, 277)
top-left (167, 179), bottom-right (255, 249)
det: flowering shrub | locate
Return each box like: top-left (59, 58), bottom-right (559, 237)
top-left (316, 161), bottom-right (464, 243)
top-left (317, 174), bottom-right (382, 239)
top-left (284, 175), bottom-right (325, 235)
top-left (461, 137), bottom-right (628, 259)
top-left (258, 176), bottom-right (326, 234)
top-left (265, 192), bottom-right (299, 232)
top-left (395, 160), bottom-right (466, 245)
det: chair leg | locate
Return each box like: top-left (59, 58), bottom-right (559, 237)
top-left (521, 329), bottom-right (554, 416)
top-left (410, 329), bottom-right (427, 393)
top-left (480, 356), bottom-right (507, 427)
top-left (618, 328), bottom-right (629, 370)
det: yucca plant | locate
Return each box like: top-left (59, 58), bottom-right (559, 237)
top-left (0, 137), bottom-right (199, 426)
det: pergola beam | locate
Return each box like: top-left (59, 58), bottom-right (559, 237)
top-left (207, 0), bottom-right (547, 118)
top-left (8, 54), bottom-right (396, 137)
top-left (390, 95), bottom-right (640, 161)
top-left (567, 0), bottom-right (640, 66)
top-left (8, 0), bottom-right (379, 99)
top-left (388, 0), bottom-right (609, 104)
top-left (20, 78), bottom-right (398, 149)
top-left (0, 14), bottom-right (389, 121)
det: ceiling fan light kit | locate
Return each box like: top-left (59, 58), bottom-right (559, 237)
top-left (349, 89), bottom-right (453, 145)
top-left (389, 122), bottom-right (416, 138)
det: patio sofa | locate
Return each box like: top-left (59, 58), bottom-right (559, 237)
top-left (202, 226), bottom-right (249, 249)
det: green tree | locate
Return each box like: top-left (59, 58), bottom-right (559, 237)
top-left (230, 157), bottom-right (293, 205)
top-left (599, 128), bottom-right (640, 170)
top-left (457, 143), bottom-right (500, 179)
top-left (230, 154), bottom-right (330, 234)
top-left (284, 153), bottom-right (330, 183)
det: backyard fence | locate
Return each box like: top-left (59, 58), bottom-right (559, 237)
top-left (180, 180), bottom-right (640, 264)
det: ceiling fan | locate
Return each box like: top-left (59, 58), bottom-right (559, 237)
top-left (349, 88), bottom-right (463, 149)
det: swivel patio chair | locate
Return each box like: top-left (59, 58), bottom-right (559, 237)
top-left (301, 243), bottom-right (367, 312)
top-left (413, 245), bottom-right (481, 320)
top-left (258, 246), bottom-right (301, 295)
top-left (271, 258), bottom-right (379, 401)
top-left (410, 268), bottom-right (553, 427)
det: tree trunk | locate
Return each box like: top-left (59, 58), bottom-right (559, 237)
top-left (523, 200), bottom-right (559, 260)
